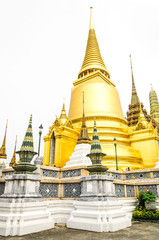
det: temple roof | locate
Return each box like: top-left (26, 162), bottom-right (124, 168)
top-left (78, 7), bottom-right (110, 79)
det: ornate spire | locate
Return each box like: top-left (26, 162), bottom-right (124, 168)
top-left (149, 84), bottom-right (159, 120)
top-left (77, 92), bottom-right (91, 144)
top-left (14, 115), bottom-right (37, 174)
top-left (90, 118), bottom-right (102, 153)
top-left (20, 114), bottom-right (34, 152)
top-left (86, 118), bottom-right (107, 175)
top-left (78, 7), bottom-right (110, 79)
top-left (130, 55), bottom-right (139, 105)
top-left (0, 120), bottom-right (8, 159)
top-left (59, 99), bottom-right (68, 125)
top-left (9, 136), bottom-right (17, 167)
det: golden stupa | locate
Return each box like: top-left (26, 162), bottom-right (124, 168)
top-left (43, 7), bottom-right (159, 170)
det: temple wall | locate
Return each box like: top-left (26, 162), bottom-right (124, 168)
top-left (1, 166), bottom-right (159, 200)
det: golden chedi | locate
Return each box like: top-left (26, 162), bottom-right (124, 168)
top-left (43, 7), bottom-right (159, 170)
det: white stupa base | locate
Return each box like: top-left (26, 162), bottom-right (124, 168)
top-left (0, 201), bottom-right (54, 236)
top-left (64, 143), bottom-right (91, 168)
top-left (67, 201), bottom-right (131, 232)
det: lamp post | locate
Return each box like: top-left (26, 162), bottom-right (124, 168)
top-left (113, 138), bottom-right (118, 170)
top-left (38, 124), bottom-right (43, 156)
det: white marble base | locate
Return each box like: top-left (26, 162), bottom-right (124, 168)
top-left (0, 199), bottom-right (136, 236)
top-left (64, 143), bottom-right (91, 168)
top-left (67, 201), bottom-right (131, 232)
top-left (0, 201), bottom-right (54, 236)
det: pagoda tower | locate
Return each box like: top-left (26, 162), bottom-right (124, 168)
top-left (127, 55), bottom-right (150, 126)
top-left (149, 85), bottom-right (159, 122)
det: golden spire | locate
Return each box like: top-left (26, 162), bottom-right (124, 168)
top-left (0, 120), bottom-right (8, 159)
top-left (9, 136), bottom-right (17, 167)
top-left (77, 92), bottom-right (91, 144)
top-left (78, 7), bottom-right (110, 79)
top-left (59, 99), bottom-right (68, 125)
top-left (130, 55), bottom-right (139, 105)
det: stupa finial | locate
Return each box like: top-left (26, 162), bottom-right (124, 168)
top-left (89, 7), bottom-right (94, 30)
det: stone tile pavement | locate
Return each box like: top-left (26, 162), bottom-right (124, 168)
top-left (0, 222), bottom-right (159, 240)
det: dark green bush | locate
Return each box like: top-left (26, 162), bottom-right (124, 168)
top-left (133, 207), bottom-right (159, 220)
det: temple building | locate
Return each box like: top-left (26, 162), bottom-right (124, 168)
top-left (43, 7), bottom-right (159, 170)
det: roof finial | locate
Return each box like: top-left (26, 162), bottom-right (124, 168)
top-left (89, 7), bottom-right (94, 30)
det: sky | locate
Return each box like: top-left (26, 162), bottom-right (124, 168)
top-left (0, 0), bottom-right (159, 163)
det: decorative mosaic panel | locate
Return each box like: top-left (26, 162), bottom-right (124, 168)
top-left (39, 183), bottom-right (58, 198)
top-left (138, 185), bottom-right (158, 196)
top-left (125, 172), bottom-right (151, 180)
top-left (153, 172), bottom-right (159, 178)
top-left (63, 183), bottom-right (81, 198)
top-left (42, 169), bottom-right (58, 178)
top-left (0, 183), bottom-right (5, 196)
top-left (126, 185), bottom-right (135, 197)
top-left (62, 169), bottom-right (81, 178)
top-left (115, 184), bottom-right (125, 197)
top-left (111, 173), bottom-right (122, 180)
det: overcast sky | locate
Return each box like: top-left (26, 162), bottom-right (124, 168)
top-left (0, 0), bottom-right (159, 162)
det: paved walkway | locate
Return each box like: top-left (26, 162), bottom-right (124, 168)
top-left (1, 222), bottom-right (159, 240)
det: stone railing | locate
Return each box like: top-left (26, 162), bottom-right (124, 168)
top-left (0, 165), bottom-right (159, 199)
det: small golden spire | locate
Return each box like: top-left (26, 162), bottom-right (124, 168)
top-left (0, 120), bottom-right (8, 159)
top-left (89, 7), bottom-right (94, 30)
top-left (59, 99), bottom-right (68, 125)
top-left (9, 136), bottom-right (17, 167)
